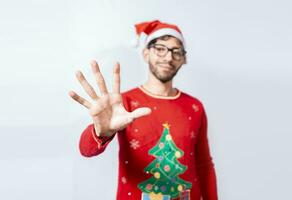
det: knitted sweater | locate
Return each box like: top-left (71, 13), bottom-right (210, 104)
top-left (79, 86), bottom-right (218, 200)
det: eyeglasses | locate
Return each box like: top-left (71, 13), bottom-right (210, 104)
top-left (148, 44), bottom-right (186, 61)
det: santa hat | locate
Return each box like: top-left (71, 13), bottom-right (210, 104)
top-left (132, 20), bottom-right (185, 48)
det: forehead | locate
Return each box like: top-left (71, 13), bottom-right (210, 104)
top-left (155, 37), bottom-right (184, 49)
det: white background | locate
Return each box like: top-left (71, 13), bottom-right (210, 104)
top-left (0, 0), bottom-right (291, 199)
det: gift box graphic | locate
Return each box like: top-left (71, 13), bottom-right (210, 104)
top-left (179, 189), bottom-right (190, 200)
top-left (142, 192), bottom-right (170, 200)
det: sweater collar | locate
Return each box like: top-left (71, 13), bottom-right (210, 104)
top-left (138, 85), bottom-right (181, 100)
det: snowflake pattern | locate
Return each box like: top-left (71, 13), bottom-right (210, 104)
top-left (192, 104), bottom-right (199, 112)
top-left (130, 100), bottom-right (139, 108)
top-left (129, 139), bottom-right (140, 149)
top-left (121, 176), bottom-right (127, 184)
top-left (190, 131), bottom-right (196, 139)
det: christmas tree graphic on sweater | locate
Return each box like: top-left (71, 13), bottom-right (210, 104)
top-left (138, 123), bottom-right (192, 199)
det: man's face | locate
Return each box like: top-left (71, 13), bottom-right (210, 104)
top-left (143, 37), bottom-right (186, 83)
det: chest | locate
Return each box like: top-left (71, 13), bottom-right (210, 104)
top-left (124, 100), bottom-right (202, 155)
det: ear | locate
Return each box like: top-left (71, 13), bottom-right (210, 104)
top-left (142, 48), bottom-right (150, 62)
top-left (182, 56), bottom-right (187, 64)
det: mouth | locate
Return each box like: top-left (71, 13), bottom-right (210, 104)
top-left (158, 64), bottom-right (174, 70)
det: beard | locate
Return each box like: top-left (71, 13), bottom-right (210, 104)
top-left (149, 61), bottom-right (181, 83)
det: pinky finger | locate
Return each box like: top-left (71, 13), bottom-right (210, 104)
top-left (69, 90), bottom-right (92, 109)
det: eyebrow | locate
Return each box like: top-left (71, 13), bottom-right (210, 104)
top-left (155, 43), bottom-right (183, 49)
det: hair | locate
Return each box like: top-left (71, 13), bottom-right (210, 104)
top-left (146, 35), bottom-right (184, 49)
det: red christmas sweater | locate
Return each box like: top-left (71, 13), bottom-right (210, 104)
top-left (79, 86), bottom-right (218, 200)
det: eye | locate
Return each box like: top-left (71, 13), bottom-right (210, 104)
top-left (155, 47), bottom-right (166, 52)
top-left (173, 50), bottom-right (184, 56)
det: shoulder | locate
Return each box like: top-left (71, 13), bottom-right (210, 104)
top-left (121, 87), bottom-right (140, 98)
top-left (120, 87), bottom-right (141, 111)
top-left (180, 90), bottom-right (203, 105)
top-left (179, 90), bottom-right (206, 112)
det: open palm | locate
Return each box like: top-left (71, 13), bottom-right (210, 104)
top-left (69, 60), bottom-right (151, 137)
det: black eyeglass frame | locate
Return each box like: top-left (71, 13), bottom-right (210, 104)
top-left (147, 43), bottom-right (187, 61)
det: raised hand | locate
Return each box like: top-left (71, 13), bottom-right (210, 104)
top-left (69, 60), bottom-right (151, 137)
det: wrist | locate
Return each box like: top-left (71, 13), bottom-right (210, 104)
top-left (94, 125), bottom-right (115, 137)
top-left (91, 126), bottom-right (115, 145)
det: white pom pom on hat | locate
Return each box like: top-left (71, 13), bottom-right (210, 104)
top-left (132, 20), bottom-right (185, 48)
top-left (130, 34), bottom-right (140, 48)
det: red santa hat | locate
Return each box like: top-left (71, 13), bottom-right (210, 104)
top-left (132, 20), bottom-right (185, 48)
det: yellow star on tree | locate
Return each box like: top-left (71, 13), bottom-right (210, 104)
top-left (162, 122), bottom-right (170, 129)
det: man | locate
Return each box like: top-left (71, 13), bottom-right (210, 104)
top-left (69, 20), bottom-right (218, 200)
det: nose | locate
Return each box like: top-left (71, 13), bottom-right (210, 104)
top-left (163, 50), bottom-right (173, 61)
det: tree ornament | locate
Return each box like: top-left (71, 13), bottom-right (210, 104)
top-left (138, 123), bottom-right (192, 199)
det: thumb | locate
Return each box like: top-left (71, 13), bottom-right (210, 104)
top-left (130, 107), bottom-right (152, 120)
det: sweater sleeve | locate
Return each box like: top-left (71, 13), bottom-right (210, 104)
top-left (79, 124), bottom-right (116, 157)
top-left (195, 106), bottom-right (218, 200)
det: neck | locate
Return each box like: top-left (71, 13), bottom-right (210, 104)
top-left (142, 74), bottom-right (177, 97)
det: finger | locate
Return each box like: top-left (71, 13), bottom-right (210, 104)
top-left (130, 107), bottom-right (152, 120)
top-left (91, 60), bottom-right (109, 95)
top-left (75, 71), bottom-right (99, 101)
top-left (112, 62), bottom-right (120, 94)
top-left (68, 90), bottom-right (92, 109)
